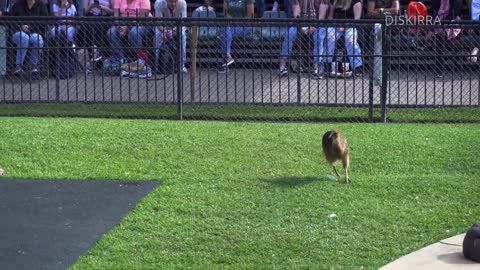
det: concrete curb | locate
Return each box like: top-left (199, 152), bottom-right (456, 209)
top-left (380, 234), bottom-right (479, 269)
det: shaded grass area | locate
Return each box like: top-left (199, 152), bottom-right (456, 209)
top-left (1, 103), bottom-right (478, 123)
top-left (0, 117), bottom-right (479, 269)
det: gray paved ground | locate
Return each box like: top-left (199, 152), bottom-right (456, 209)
top-left (0, 69), bottom-right (478, 106)
top-left (0, 179), bottom-right (160, 270)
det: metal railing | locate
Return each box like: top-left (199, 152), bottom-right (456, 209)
top-left (0, 16), bottom-right (479, 123)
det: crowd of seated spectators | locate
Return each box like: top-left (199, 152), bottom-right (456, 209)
top-left (0, 0), bottom-right (478, 78)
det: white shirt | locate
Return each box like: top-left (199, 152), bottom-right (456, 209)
top-left (53, 3), bottom-right (77, 17)
top-left (154, 0), bottom-right (187, 18)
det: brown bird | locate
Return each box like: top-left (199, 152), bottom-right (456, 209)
top-left (322, 130), bottom-right (350, 183)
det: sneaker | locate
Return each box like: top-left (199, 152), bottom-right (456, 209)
top-left (120, 70), bottom-right (130, 77)
top-left (222, 55), bottom-right (234, 67)
top-left (353, 66), bottom-right (363, 77)
top-left (470, 47), bottom-right (478, 63)
top-left (312, 68), bottom-right (324, 79)
top-left (14, 66), bottom-right (24, 75)
top-left (31, 67), bottom-right (39, 75)
top-left (182, 66), bottom-right (188, 73)
top-left (278, 66), bottom-right (288, 77)
top-left (218, 65), bottom-right (227, 74)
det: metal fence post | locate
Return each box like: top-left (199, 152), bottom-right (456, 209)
top-left (380, 22), bottom-right (388, 123)
top-left (176, 19), bottom-right (184, 120)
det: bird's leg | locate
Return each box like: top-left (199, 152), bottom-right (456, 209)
top-left (332, 165), bottom-right (341, 179)
top-left (342, 154), bottom-right (350, 184)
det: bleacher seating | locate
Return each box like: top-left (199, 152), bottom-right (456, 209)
top-left (182, 0), bottom-right (478, 69)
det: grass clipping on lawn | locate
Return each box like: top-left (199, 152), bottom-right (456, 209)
top-left (0, 118), bottom-right (479, 269)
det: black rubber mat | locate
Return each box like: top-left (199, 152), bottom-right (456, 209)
top-left (0, 179), bottom-right (160, 270)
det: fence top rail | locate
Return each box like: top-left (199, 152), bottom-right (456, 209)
top-left (1, 16), bottom-right (480, 25)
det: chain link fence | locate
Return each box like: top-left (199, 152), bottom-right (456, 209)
top-left (0, 15), bottom-right (478, 123)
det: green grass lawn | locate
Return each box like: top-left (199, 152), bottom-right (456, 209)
top-left (0, 117), bottom-right (479, 269)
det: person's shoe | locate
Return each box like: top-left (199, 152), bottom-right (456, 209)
top-left (279, 66), bottom-right (288, 77)
top-left (218, 65), bottom-right (227, 74)
top-left (353, 66), bottom-right (363, 77)
top-left (31, 66), bottom-right (39, 75)
top-left (13, 65), bottom-right (24, 75)
top-left (182, 66), bottom-right (188, 73)
top-left (222, 55), bottom-right (234, 67)
top-left (470, 47), bottom-right (478, 63)
top-left (435, 74), bottom-right (443, 79)
top-left (312, 70), bottom-right (324, 80)
top-left (120, 70), bottom-right (130, 77)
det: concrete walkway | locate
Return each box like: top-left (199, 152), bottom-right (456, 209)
top-left (380, 234), bottom-right (479, 270)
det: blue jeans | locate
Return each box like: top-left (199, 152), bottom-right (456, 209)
top-left (11, 32), bottom-right (44, 66)
top-left (155, 27), bottom-right (186, 67)
top-left (220, 26), bottom-right (254, 56)
top-left (50, 26), bottom-right (76, 43)
top-left (280, 27), bottom-right (327, 64)
top-left (325, 27), bottom-right (363, 69)
top-left (107, 26), bottom-right (150, 58)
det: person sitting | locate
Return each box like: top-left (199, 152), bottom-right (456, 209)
top-left (107, 0), bottom-right (152, 60)
top-left (366, 0), bottom-right (399, 18)
top-left (194, 0), bottom-right (215, 12)
top-left (8, 0), bottom-right (49, 75)
top-left (324, 0), bottom-right (364, 76)
top-left (430, 0), bottom-right (463, 78)
top-left (217, 0), bottom-right (255, 73)
top-left (154, 0), bottom-right (187, 73)
top-left (50, 0), bottom-right (77, 44)
top-left (278, 0), bottom-right (332, 78)
top-left (82, 0), bottom-right (114, 66)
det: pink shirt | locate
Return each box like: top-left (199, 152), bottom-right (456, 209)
top-left (114, 0), bottom-right (152, 17)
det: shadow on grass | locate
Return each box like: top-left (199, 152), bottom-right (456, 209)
top-left (260, 176), bottom-right (324, 188)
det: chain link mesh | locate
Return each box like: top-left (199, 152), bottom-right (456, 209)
top-left (0, 15), bottom-right (478, 122)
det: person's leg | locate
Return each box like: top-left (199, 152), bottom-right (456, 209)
top-left (218, 26), bottom-right (253, 72)
top-left (129, 26), bottom-right (147, 55)
top-left (28, 33), bottom-right (44, 73)
top-left (107, 26), bottom-right (122, 58)
top-left (324, 27), bottom-right (338, 65)
top-left (11, 31), bottom-right (29, 73)
top-left (278, 26), bottom-right (298, 75)
top-left (154, 27), bottom-right (164, 66)
top-left (220, 26), bottom-right (234, 63)
top-left (50, 26), bottom-right (57, 39)
top-left (344, 27), bottom-right (363, 72)
top-left (66, 26), bottom-right (76, 44)
top-left (313, 27), bottom-right (328, 75)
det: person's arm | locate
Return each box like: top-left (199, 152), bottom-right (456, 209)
top-left (113, 0), bottom-right (120, 16)
top-left (223, 0), bottom-right (228, 17)
top-left (136, 0), bottom-right (150, 17)
top-left (154, 0), bottom-right (166, 39)
top-left (367, 0), bottom-right (399, 18)
top-left (352, 0), bottom-right (362, 20)
top-left (245, 2), bottom-right (254, 18)
top-left (291, 0), bottom-right (300, 18)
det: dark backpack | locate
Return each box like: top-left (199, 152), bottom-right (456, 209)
top-left (156, 40), bottom-right (177, 75)
top-left (463, 222), bottom-right (480, 262)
